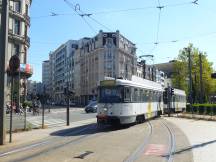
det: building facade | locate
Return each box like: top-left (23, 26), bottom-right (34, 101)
top-left (27, 80), bottom-right (43, 96)
top-left (43, 31), bottom-right (138, 105)
top-left (42, 60), bottom-right (50, 93)
top-left (44, 31), bottom-right (168, 106)
top-left (0, 0), bottom-right (32, 104)
top-left (43, 40), bottom-right (79, 105)
top-left (74, 30), bottom-right (137, 105)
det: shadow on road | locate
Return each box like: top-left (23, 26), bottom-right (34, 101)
top-left (162, 139), bottom-right (216, 157)
top-left (50, 123), bottom-right (131, 137)
top-left (174, 139), bottom-right (216, 155)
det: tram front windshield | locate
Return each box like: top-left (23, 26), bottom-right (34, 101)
top-left (99, 87), bottom-right (123, 103)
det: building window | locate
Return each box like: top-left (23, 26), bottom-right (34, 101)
top-left (14, 1), bottom-right (21, 13)
top-left (13, 44), bottom-right (20, 55)
top-left (25, 4), bottom-right (29, 15)
top-left (14, 19), bottom-right (20, 35)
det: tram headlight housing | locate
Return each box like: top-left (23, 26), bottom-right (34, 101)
top-left (103, 108), bottom-right (108, 112)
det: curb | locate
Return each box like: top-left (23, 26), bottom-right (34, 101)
top-left (172, 113), bottom-right (216, 121)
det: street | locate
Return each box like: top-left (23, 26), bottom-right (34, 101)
top-left (0, 117), bottom-right (197, 162)
top-left (6, 107), bottom-right (96, 130)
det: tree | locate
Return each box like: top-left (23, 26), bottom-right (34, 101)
top-left (172, 44), bottom-right (216, 103)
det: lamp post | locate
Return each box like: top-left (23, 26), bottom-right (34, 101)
top-left (0, 0), bottom-right (9, 145)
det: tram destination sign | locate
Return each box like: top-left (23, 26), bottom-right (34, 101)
top-left (100, 80), bottom-right (116, 86)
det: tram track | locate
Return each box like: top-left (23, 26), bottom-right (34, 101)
top-left (160, 119), bottom-right (176, 162)
top-left (123, 118), bottom-right (176, 162)
top-left (0, 123), bottom-right (111, 162)
top-left (123, 121), bottom-right (153, 162)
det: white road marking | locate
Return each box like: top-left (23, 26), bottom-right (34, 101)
top-left (0, 141), bottom-right (50, 157)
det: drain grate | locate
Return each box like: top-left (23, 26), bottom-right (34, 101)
top-left (74, 151), bottom-right (94, 159)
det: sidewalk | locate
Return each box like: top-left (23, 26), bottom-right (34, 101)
top-left (165, 117), bottom-right (216, 162)
top-left (0, 118), bottom-right (96, 151)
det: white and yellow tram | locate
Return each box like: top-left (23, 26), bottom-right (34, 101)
top-left (97, 76), bottom-right (186, 125)
top-left (97, 77), bottom-right (164, 125)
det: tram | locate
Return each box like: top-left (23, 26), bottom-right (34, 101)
top-left (97, 76), bottom-right (186, 125)
top-left (163, 88), bottom-right (186, 114)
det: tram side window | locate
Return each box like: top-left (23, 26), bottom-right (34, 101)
top-left (140, 89), bottom-right (144, 102)
top-left (148, 91), bottom-right (153, 102)
top-left (133, 88), bottom-right (140, 102)
top-left (145, 90), bottom-right (149, 102)
top-left (124, 87), bottom-right (131, 102)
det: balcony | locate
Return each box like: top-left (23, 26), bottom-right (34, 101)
top-left (7, 64), bottom-right (33, 78)
top-left (8, 29), bottom-right (30, 47)
top-left (25, 36), bottom-right (30, 47)
top-left (0, 4), bottom-right (31, 26)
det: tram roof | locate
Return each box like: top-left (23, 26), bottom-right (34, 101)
top-left (115, 79), bottom-right (163, 92)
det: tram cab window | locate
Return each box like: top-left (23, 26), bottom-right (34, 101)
top-left (99, 87), bottom-right (123, 103)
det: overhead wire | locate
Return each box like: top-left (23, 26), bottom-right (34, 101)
top-left (146, 0), bottom-right (163, 55)
top-left (64, 0), bottom-right (113, 33)
top-left (31, 1), bottom-right (195, 19)
top-left (64, 0), bottom-right (97, 34)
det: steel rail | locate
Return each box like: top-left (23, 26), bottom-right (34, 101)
top-left (123, 121), bottom-right (153, 162)
top-left (160, 119), bottom-right (176, 162)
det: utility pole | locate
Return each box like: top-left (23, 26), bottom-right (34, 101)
top-left (42, 86), bottom-right (45, 129)
top-left (199, 52), bottom-right (204, 103)
top-left (66, 82), bottom-right (70, 126)
top-left (187, 47), bottom-right (193, 113)
top-left (0, 0), bottom-right (9, 145)
top-left (9, 78), bottom-right (14, 143)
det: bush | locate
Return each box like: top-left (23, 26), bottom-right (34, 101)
top-left (22, 101), bottom-right (32, 108)
top-left (192, 103), bottom-right (216, 115)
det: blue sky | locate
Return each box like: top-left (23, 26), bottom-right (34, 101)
top-left (29, 0), bottom-right (216, 81)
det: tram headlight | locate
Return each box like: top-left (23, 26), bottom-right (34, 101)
top-left (103, 108), bottom-right (108, 112)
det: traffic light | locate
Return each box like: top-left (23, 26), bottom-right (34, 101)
top-left (163, 88), bottom-right (168, 104)
top-left (64, 88), bottom-right (68, 95)
top-left (211, 73), bottom-right (216, 79)
top-left (171, 88), bottom-right (174, 96)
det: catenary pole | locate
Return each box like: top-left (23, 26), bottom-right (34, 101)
top-left (199, 52), bottom-right (204, 103)
top-left (187, 48), bottom-right (193, 113)
top-left (0, 0), bottom-right (9, 145)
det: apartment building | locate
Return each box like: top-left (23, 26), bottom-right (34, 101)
top-left (43, 40), bottom-right (79, 104)
top-left (27, 80), bottom-right (43, 96)
top-left (42, 60), bottom-right (50, 92)
top-left (0, 0), bottom-right (32, 103)
top-left (74, 30), bottom-right (137, 105)
top-left (44, 30), bottom-right (154, 105)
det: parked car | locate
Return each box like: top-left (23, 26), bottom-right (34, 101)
top-left (85, 101), bottom-right (97, 113)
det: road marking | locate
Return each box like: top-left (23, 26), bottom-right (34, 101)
top-left (51, 109), bottom-right (84, 114)
top-left (0, 141), bottom-right (50, 157)
top-left (0, 124), bottom-right (95, 157)
top-left (144, 144), bottom-right (168, 156)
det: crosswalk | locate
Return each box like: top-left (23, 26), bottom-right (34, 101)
top-left (26, 116), bottom-right (96, 128)
top-left (27, 116), bottom-right (66, 128)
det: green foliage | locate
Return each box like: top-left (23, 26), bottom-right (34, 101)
top-left (172, 43), bottom-right (216, 102)
top-left (186, 104), bottom-right (216, 115)
top-left (22, 101), bottom-right (32, 108)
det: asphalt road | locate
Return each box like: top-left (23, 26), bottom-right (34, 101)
top-left (0, 118), bottom-right (193, 162)
top-left (6, 107), bottom-right (96, 131)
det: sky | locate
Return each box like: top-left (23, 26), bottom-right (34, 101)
top-left (29, 0), bottom-right (216, 81)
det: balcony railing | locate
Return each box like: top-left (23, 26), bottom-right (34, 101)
top-left (25, 36), bottom-right (30, 47)
top-left (8, 29), bottom-right (30, 47)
